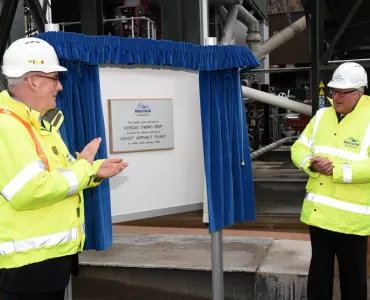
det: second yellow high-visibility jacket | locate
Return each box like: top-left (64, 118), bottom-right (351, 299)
top-left (292, 95), bottom-right (370, 235)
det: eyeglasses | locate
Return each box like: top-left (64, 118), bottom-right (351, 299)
top-left (25, 74), bottom-right (60, 85)
top-left (329, 89), bottom-right (358, 97)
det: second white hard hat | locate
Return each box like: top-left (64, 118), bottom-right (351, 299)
top-left (2, 37), bottom-right (67, 78)
top-left (327, 62), bottom-right (368, 89)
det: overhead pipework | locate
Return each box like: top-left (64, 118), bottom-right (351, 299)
top-left (219, 5), bottom-right (261, 53)
top-left (242, 86), bottom-right (312, 117)
top-left (254, 16), bottom-right (306, 60)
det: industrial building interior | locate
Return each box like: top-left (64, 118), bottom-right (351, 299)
top-left (1, 0), bottom-right (370, 233)
top-left (1, 0), bottom-right (370, 298)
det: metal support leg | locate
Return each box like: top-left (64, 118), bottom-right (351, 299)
top-left (0, 0), bottom-right (19, 62)
top-left (80, 0), bottom-right (103, 35)
top-left (199, 0), bottom-right (209, 45)
top-left (310, 0), bottom-right (325, 116)
top-left (24, 0), bottom-right (47, 32)
top-left (211, 230), bottom-right (224, 300)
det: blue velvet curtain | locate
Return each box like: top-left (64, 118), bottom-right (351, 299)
top-left (38, 32), bottom-right (259, 71)
top-left (38, 31), bottom-right (260, 243)
top-left (199, 68), bottom-right (256, 232)
top-left (57, 61), bottom-right (112, 251)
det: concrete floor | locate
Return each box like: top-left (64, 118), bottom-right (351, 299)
top-left (76, 232), bottom-right (370, 300)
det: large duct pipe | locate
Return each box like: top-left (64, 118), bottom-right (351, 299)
top-left (219, 5), bottom-right (260, 52)
top-left (209, 0), bottom-right (243, 6)
top-left (242, 86), bottom-right (312, 116)
top-left (220, 6), bottom-right (239, 44)
top-left (255, 16), bottom-right (306, 59)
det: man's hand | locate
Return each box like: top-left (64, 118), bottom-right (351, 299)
top-left (96, 158), bottom-right (129, 179)
top-left (78, 138), bottom-right (102, 165)
top-left (310, 156), bottom-right (333, 176)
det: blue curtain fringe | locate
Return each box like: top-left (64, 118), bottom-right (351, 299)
top-left (37, 32), bottom-right (260, 71)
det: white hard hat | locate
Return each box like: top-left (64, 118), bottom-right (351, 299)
top-left (327, 62), bottom-right (368, 89)
top-left (2, 37), bottom-right (67, 78)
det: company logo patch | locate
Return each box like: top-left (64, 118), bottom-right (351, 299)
top-left (334, 73), bottom-right (344, 81)
top-left (344, 136), bottom-right (360, 148)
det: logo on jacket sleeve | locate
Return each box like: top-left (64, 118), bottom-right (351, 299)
top-left (344, 137), bottom-right (360, 148)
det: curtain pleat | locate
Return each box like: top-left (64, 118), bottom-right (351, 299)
top-left (199, 69), bottom-right (256, 232)
top-left (57, 61), bottom-right (112, 250)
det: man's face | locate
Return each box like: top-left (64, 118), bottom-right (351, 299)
top-left (331, 88), bottom-right (363, 114)
top-left (31, 72), bottom-right (63, 115)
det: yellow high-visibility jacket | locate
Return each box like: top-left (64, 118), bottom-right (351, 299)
top-left (0, 90), bottom-right (104, 269)
top-left (292, 95), bottom-right (370, 235)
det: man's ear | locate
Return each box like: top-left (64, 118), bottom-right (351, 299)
top-left (25, 76), bottom-right (37, 93)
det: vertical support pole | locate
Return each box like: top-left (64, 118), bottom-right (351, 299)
top-left (311, 0), bottom-right (325, 116)
top-left (147, 19), bottom-right (150, 38)
top-left (204, 33), bottom-right (224, 300)
top-left (211, 230), bottom-right (224, 300)
top-left (261, 84), bottom-right (270, 146)
top-left (199, 0), bottom-right (209, 45)
top-left (80, 0), bottom-right (103, 35)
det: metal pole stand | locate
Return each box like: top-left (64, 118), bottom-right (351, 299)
top-left (211, 230), bottom-right (224, 300)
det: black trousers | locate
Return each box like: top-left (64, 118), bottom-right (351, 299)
top-left (308, 226), bottom-right (368, 300)
top-left (1, 290), bottom-right (64, 300)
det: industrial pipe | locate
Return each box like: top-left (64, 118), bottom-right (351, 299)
top-left (209, 0), bottom-right (243, 6)
top-left (242, 86), bottom-right (312, 116)
top-left (254, 16), bottom-right (306, 60)
top-left (219, 5), bottom-right (261, 52)
top-left (220, 6), bottom-right (239, 44)
top-left (251, 137), bottom-right (296, 160)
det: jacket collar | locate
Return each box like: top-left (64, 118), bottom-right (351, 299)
top-left (0, 90), bottom-right (64, 134)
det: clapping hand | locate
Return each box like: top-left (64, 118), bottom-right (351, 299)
top-left (78, 138), bottom-right (102, 165)
top-left (96, 158), bottom-right (129, 178)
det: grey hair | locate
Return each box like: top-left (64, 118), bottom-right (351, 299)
top-left (6, 75), bottom-right (27, 88)
top-left (358, 86), bottom-right (365, 93)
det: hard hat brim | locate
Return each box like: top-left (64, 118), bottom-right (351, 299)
top-left (327, 80), bottom-right (362, 89)
top-left (2, 65), bottom-right (67, 78)
top-left (327, 81), bottom-right (347, 89)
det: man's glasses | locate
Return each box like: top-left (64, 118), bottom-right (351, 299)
top-left (24, 74), bottom-right (60, 85)
top-left (329, 89), bottom-right (359, 97)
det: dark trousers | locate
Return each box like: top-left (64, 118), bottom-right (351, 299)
top-left (308, 226), bottom-right (368, 300)
top-left (1, 290), bottom-right (65, 300)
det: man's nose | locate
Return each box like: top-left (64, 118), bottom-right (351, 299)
top-left (56, 80), bottom-right (63, 91)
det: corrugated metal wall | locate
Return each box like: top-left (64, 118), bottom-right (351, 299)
top-left (268, 12), bottom-right (310, 65)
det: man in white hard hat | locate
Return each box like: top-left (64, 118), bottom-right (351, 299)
top-left (0, 37), bottom-right (128, 300)
top-left (291, 62), bottom-right (369, 300)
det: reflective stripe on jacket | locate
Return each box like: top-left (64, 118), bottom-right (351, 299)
top-left (291, 95), bottom-right (370, 235)
top-left (0, 90), bottom-right (104, 269)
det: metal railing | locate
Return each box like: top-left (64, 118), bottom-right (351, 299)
top-left (55, 16), bottom-right (157, 40)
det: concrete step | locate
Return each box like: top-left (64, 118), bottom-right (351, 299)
top-left (255, 146), bottom-right (293, 162)
top-left (252, 160), bottom-right (307, 210)
top-left (67, 233), bottom-right (354, 300)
